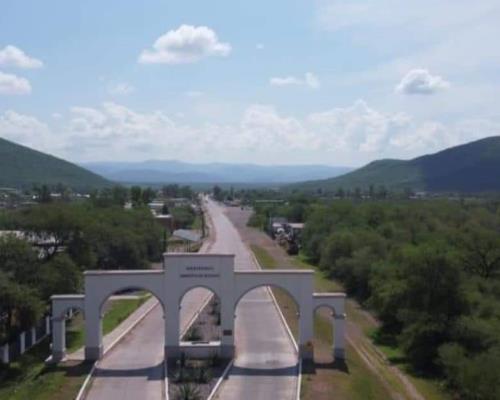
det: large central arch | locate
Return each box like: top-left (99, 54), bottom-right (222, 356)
top-left (51, 253), bottom-right (346, 362)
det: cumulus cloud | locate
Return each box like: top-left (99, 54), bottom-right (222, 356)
top-left (0, 71), bottom-right (31, 95)
top-left (107, 82), bottom-right (135, 96)
top-left (0, 45), bottom-right (43, 69)
top-left (0, 110), bottom-right (51, 150)
top-left (396, 69), bottom-right (450, 95)
top-left (138, 25), bottom-right (231, 64)
top-left (270, 72), bottom-right (321, 89)
top-left (3, 100), bottom-right (498, 164)
top-left (308, 100), bottom-right (411, 152)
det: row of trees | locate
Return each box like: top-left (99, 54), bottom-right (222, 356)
top-left (0, 201), bottom-right (163, 343)
top-left (251, 196), bottom-right (500, 399)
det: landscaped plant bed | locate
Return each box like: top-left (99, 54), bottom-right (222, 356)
top-left (168, 297), bottom-right (227, 399)
top-left (167, 356), bottom-right (230, 400)
top-left (182, 296), bottom-right (221, 343)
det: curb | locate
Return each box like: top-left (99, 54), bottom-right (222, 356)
top-left (207, 358), bottom-right (234, 400)
top-left (75, 362), bottom-right (96, 400)
top-left (164, 358), bottom-right (169, 400)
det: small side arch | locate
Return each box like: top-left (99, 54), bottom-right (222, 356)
top-left (51, 294), bottom-right (85, 320)
top-left (313, 303), bottom-right (338, 316)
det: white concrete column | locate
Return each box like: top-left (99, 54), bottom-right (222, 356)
top-left (298, 307), bottom-right (314, 360)
top-left (165, 305), bottom-right (180, 361)
top-left (51, 317), bottom-right (66, 362)
top-left (19, 332), bottom-right (26, 354)
top-left (1, 344), bottom-right (9, 364)
top-left (333, 314), bottom-right (346, 360)
top-left (220, 299), bottom-right (234, 359)
top-left (45, 315), bottom-right (51, 335)
top-left (31, 327), bottom-right (37, 345)
top-left (84, 308), bottom-right (102, 361)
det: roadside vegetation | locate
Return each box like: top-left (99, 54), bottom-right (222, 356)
top-left (0, 297), bottom-right (147, 400)
top-left (0, 196), bottom-right (162, 345)
top-left (247, 194), bottom-right (500, 400)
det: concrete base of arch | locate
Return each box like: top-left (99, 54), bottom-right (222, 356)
top-left (165, 343), bottom-right (235, 362)
top-left (85, 345), bottom-right (103, 361)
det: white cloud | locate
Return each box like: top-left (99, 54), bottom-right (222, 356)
top-left (305, 72), bottom-right (321, 89)
top-left (107, 82), bottom-right (135, 96)
top-left (0, 45), bottom-right (43, 69)
top-left (270, 76), bottom-right (302, 86)
top-left (138, 25), bottom-right (231, 64)
top-left (0, 110), bottom-right (51, 150)
top-left (0, 71), bottom-right (31, 95)
top-left (308, 100), bottom-right (411, 153)
top-left (270, 72), bottom-right (321, 89)
top-left (396, 69), bottom-right (450, 95)
top-left (3, 100), bottom-right (498, 165)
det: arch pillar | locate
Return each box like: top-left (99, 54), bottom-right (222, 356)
top-left (165, 299), bottom-right (180, 361)
top-left (51, 316), bottom-right (66, 362)
top-left (220, 298), bottom-right (234, 358)
top-left (333, 314), bottom-right (346, 359)
top-left (84, 306), bottom-right (103, 360)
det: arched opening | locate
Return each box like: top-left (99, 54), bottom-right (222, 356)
top-left (97, 286), bottom-right (165, 349)
top-left (233, 284), bottom-right (300, 369)
top-left (59, 305), bottom-right (86, 358)
top-left (178, 286), bottom-right (221, 343)
top-left (168, 286), bottom-right (224, 399)
top-left (312, 305), bottom-right (336, 364)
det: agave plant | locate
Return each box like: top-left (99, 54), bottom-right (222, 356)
top-left (174, 384), bottom-right (202, 400)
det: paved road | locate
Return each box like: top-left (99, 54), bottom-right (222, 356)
top-left (84, 199), bottom-right (297, 400)
top-left (209, 201), bottom-right (298, 400)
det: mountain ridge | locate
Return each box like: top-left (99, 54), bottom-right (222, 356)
top-left (289, 136), bottom-right (500, 193)
top-left (0, 137), bottom-right (110, 190)
top-left (82, 160), bottom-right (352, 184)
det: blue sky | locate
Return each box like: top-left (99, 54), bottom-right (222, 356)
top-left (0, 0), bottom-right (499, 166)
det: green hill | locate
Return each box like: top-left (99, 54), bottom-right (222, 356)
top-left (0, 137), bottom-right (110, 190)
top-left (291, 136), bottom-right (500, 193)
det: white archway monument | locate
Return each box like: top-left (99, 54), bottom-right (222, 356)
top-left (50, 253), bottom-right (346, 362)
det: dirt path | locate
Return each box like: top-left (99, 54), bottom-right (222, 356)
top-left (224, 206), bottom-right (425, 400)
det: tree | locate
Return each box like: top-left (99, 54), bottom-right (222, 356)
top-left (0, 271), bottom-right (44, 341)
top-left (213, 185), bottom-right (223, 201)
top-left (130, 186), bottom-right (143, 206)
top-left (141, 187), bottom-right (156, 205)
top-left (38, 254), bottom-right (82, 299)
top-left (34, 184), bottom-right (52, 203)
top-left (458, 224), bottom-right (500, 278)
top-left (394, 245), bottom-right (467, 370)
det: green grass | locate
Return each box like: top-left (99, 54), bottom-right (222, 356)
top-left (0, 297), bottom-right (147, 400)
top-left (250, 244), bottom-right (278, 269)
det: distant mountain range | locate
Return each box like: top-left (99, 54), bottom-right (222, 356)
top-left (0, 137), bottom-right (110, 191)
top-left (291, 136), bottom-right (500, 193)
top-left (82, 160), bottom-right (352, 184)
